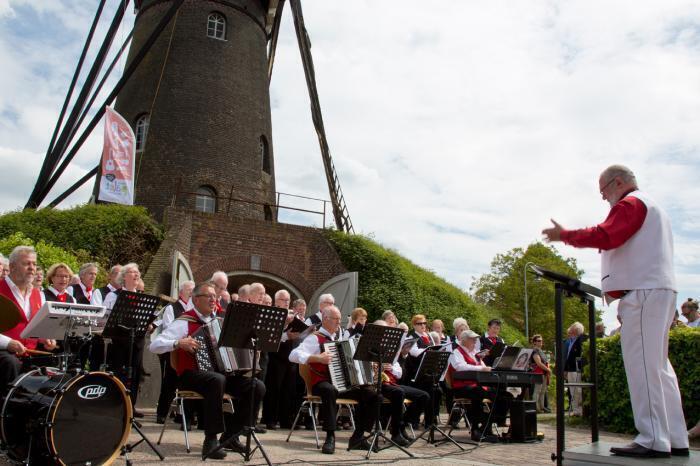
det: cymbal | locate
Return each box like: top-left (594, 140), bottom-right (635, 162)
top-left (0, 294), bottom-right (22, 333)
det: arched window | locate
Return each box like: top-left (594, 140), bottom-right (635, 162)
top-left (260, 135), bottom-right (271, 174)
top-left (195, 186), bottom-right (217, 213)
top-left (207, 12), bottom-right (226, 40)
top-left (264, 205), bottom-right (273, 221)
top-left (135, 114), bottom-right (149, 152)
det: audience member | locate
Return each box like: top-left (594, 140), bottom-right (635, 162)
top-left (529, 334), bottom-right (551, 412)
top-left (564, 322), bottom-right (586, 416)
top-left (680, 299), bottom-right (699, 328)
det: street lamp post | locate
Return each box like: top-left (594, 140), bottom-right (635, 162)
top-left (523, 261), bottom-right (535, 340)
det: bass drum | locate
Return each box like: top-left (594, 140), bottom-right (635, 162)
top-left (1, 369), bottom-right (131, 465)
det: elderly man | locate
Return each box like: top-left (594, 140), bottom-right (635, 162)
top-left (289, 305), bottom-right (377, 454)
top-left (0, 246), bottom-right (55, 397)
top-left (562, 322), bottom-right (586, 416)
top-left (68, 263), bottom-right (99, 304)
top-left (680, 299), bottom-right (699, 328)
top-left (305, 293), bottom-right (335, 328)
top-left (237, 284), bottom-right (250, 303)
top-left (150, 282), bottom-right (265, 459)
top-left (1, 256), bottom-right (9, 279)
top-left (154, 280), bottom-right (195, 423)
top-left (248, 282), bottom-right (265, 305)
top-left (92, 264), bottom-right (121, 305)
top-left (210, 271), bottom-right (229, 313)
top-left (543, 164), bottom-right (689, 458)
top-left (0, 254), bottom-right (5, 279)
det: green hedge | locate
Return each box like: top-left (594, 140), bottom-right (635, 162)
top-left (0, 204), bottom-right (164, 270)
top-left (585, 327), bottom-right (700, 433)
top-left (324, 230), bottom-right (524, 342)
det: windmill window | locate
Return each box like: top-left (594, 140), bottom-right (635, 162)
top-left (195, 186), bottom-right (217, 213)
top-left (207, 12), bottom-right (226, 40)
top-left (134, 114), bottom-right (149, 152)
top-left (260, 135), bottom-right (271, 174)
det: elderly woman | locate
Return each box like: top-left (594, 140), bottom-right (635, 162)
top-left (68, 262), bottom-right (98, 304)
top-left (43, 263), bottom-right (75, 303)
top-left (381, 310), bottom-right (398, 327)
top-left (347, 307), bottom-right (368, 336)
top-left (404, 313), bottom-right (441, 428)
top-left (431, 319), bottom-right (449, 344)
top-left (450, 318), bottom-right (470, 346)
top-left (529, 334), bottom-right (550, 412)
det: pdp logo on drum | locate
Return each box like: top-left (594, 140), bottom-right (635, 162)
top-left (77, 385), bottom-right (108, 400)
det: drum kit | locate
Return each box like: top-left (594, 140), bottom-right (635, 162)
top-left (0, 296), bottom-right (133, 465)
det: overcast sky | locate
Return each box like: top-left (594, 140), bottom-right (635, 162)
top-left (1, 0), bottom-right (699, 331)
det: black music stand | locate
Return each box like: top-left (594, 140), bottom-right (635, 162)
top-left (203, 301), bottom-right (287, 464)
top-left (351, 324), bottom-right (413, 459)
top-left (414, 350), bottom-right (464, 450)
top-left (102, 290), bottom-right (164, 463)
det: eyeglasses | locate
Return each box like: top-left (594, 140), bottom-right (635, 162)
top-left (415, 322), bottom-right (427, 326)
top-left (599, 177), bottom-right (616, 195)
top-left (195, 294), bottom-right (218, 300)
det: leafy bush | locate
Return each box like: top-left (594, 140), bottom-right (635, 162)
top-left (585, 327), bottom-right (700, 433)
top-left (0, 204), bottom-right (163, 269)
top-left (324, 231), bottom-right (524, 342)
top-left (0, 232), bottom-right (84, 283)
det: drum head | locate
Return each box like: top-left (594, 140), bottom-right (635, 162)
top-left (51, 372), bottom-right (131, 465)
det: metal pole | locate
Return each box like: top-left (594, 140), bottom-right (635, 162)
top-left (523, 261), bottom-right (535, 340)
top-left (587, 298), bottom-right (599, 442)
top-left (555, 284), bottom-right (564, 466)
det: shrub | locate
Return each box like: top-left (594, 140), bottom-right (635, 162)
top-left (0, 204), bottom-right (164, 269)
top-left (324, 231), bottom-right (524, 342)
top-left (585, 327), bottom-right (700, 433)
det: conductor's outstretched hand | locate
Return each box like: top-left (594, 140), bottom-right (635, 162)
top-left (542, 219), bottom-right (564, 242)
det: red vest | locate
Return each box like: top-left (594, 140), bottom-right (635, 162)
top-left (171, 310), bottom-right (204, 376)
top-left (0, 279), bottom-right (42, 350)
top-left (309, 332), bottom-right (332, 388)
top-left (449, 345), bottom-right (481, 389)
top-left (385, 368), bottom-right (399, 386)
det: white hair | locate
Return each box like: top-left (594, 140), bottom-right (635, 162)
top-left (117, 262), bottom-right (139, 286)
top-left (78, 262), bottom-right (99, 277)
top-left (568, 322), bottom-right (585, 336)
top-left (453, 317), bottom-right (468, 329)
top-left (179, 280), bottom-right (195, 292)
top-left (211, 271), bottom-right (228, 283)
top-left (250, 282), bottom-right (265, 293)
top-left (601, 164), bottom-right (637, 187)
top-left (274, 289), bottom-right (290, 300)
top-left (9, 245), bottom-right (36, 264)
top-left (322, 305), bottom-right (341, 319)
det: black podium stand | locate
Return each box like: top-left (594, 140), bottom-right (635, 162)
top-left (350, 323), bottom-right (412, 459)
top-left (528, 265), bottom-right (600, 466)
top-left (413, 349), bottom-right (464, 450)
top-left (203, 301), bottom-right (287, 464)
top-left (102, 290), bottom-right (163, 463)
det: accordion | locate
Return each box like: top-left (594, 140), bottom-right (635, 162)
top-left (191, 318), bottom-right (261, 374)
top-left (324, 339), bottom-right (374, 393)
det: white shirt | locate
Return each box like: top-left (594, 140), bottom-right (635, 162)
top-left (153, 298), bottom-right (194, 329)
top-left (388, 360), bottom-right (402, 380)
top-left (449, 344), bottom-right (489, 372)
top-left (687, 319), bottom-right (700, 328)
top-left (91, 283), bottom-right (118, 306)
top-left (409, 332), bottom-right (430, 358)
top-left (289, 327), bottom-right (338, 364)
top-left (67, 282), bottom-right (94, 302)
top-left (0, 277), bottom-right (45, 350)
top-left (149, 308), bottom-right (216, 355)
top-left (304, 311), bottom-right (322, 326)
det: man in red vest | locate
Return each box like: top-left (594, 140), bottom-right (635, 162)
top-left (0, 246), bottom-right (55, 397)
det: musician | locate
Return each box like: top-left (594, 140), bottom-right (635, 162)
top-left (405, 314), bottom-right (439, 428)
top-left (347, 307), bottom-right (367, 336)
top-left (262, 289), bottom-right (298, 429)
top-left (305, 293), bottom-right (335, 328)
top-left (210, 271), bottom-right (229, 314)
top-left (0, 253), bottom-right (5, 279)
top-left (450, 318), bottom-right (469, 346)
top-left (150, 282), bottom-right (266, 459)
top-left (375, 319), bottom-right (428, 446)
top-left (381, 310), bottom-right (398, 327)
top-left (292, 298), bottom-right (306, 317)
top-left (248, 282), bottom-right (265, 305)
top-left (154, 280), bottom-right (195, 424)
top-left (91, 264), bottom-right (121, 305)
top-left (102, 263), bottom-right (147, 414)
top-left (0, 246), bottom-right (55, 397)
top-left (68, 263), bottom-right (98, 304)
top-left (431, 319), bottom-right (448, 344)
top-left (289, 305), bottom-right (378, 454)
top-left (33, 266), bottom-right (44, 291)
top-left (237, 284), bottom-right (250, 302)
top-left (480, 319), bottom-right (505, 366)
top-left (448, 329), bottom-right (508, 442)
top-left (43, 263), bottom-right (76, 303)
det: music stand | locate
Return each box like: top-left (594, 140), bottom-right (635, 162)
top-left (351, 323), bottom-right (413, 459)
top-left (414, 350), bottom-right (464, 450)
top-left (204, 301), bottom-right (287, 464)
top-left (102, 290), bottom-right (164, 462)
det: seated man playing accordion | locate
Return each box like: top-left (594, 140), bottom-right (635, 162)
top-left (289, 305), bottom-right (378, 455)
top-left (149, 282), bottom-right (265, 460)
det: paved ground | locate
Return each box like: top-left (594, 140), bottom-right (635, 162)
top-left (3, 410), bottom-right (698, 465)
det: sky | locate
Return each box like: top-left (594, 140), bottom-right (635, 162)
top-left (1, 0), bottom-right (699, 332)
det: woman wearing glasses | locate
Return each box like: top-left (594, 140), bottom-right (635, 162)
top-left (529, 334), bottom-right (551, 413)
top-left (404, 314), bottom-right (441, 428)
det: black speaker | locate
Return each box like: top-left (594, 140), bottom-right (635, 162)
top-left (509, 400), bottom-right (537, 442)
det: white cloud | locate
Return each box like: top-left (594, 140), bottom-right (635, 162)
top-left (1, 0), bottom-right (699, 326)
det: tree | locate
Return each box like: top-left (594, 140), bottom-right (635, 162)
top-left (470, 242), bottom-right (597, 350)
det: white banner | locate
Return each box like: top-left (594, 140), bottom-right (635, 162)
top-left (97, 106), bottom-right (135, 205)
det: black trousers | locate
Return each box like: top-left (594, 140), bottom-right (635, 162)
top-left (453, 385), bottom-right (511, 430)
top-left (106, 336), bottom-right (145, 406)
top-left (0, 350), bottom-right (21, 399)
top-left (178, 370), bottom-right (265, 436)
top-left (408, 379), bottom-right (441, 426)
top-left (381, 383), bottom-right (429, 434)
top-left (311, 381), bottom-right (377, 435)
top-left (261, 354), bottom-right (297, 426)
top-left (156, 353), bottom-right (179, 418)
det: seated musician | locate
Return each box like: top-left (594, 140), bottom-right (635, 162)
top-left (374, 319), bottom-right (428, 446)
top-left (405, 313), bottom-right (440, 428)
top-left (43, 263), bottom-right (76, 304)
top-left (289, 305), bottom-right (378, 455)
top-left (448, 329), bottom-right (510, 442)
top-left (149, 282), bottom-right (265, 459)
top-left (0, 246), bottom-right (55, 398)
top-left (479, 318), bottom-right (505, 366)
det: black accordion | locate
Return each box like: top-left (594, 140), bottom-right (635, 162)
top-left (191, 319), bottom-right (260, 374)
top-left (324, 338), bottom-right (374, 392)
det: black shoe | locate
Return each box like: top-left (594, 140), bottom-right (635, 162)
top-left (220, 435), bottom-right (246, 453)
top-left (133, 410), bottom-right (145, 418)
top-left (202, 436), bottom-right (227, 460)
top-left (400, 425), bottom-right (414, 441)
top-left (254, 425), bottom-right (267, 434)
top-left (265, 423), bottom-right (278, 430)
top-left (322, 433), bottom-right (335, 454)
top-left (391, 433), bottom-right (410, 447)
top-left (671, 448), bottom-right (689, 457)
top-left (348, 436), bottom-right (374, 451)
top-left (156, 415), bottom-right (166, 424)
top-left (610, 443), bottom-right (670, 458)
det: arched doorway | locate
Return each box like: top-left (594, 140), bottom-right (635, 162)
top-left (227, 270), bottom-right (304, 302)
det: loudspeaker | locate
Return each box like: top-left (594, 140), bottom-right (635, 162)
top-left (509, 400), bottom-right (537, 442)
